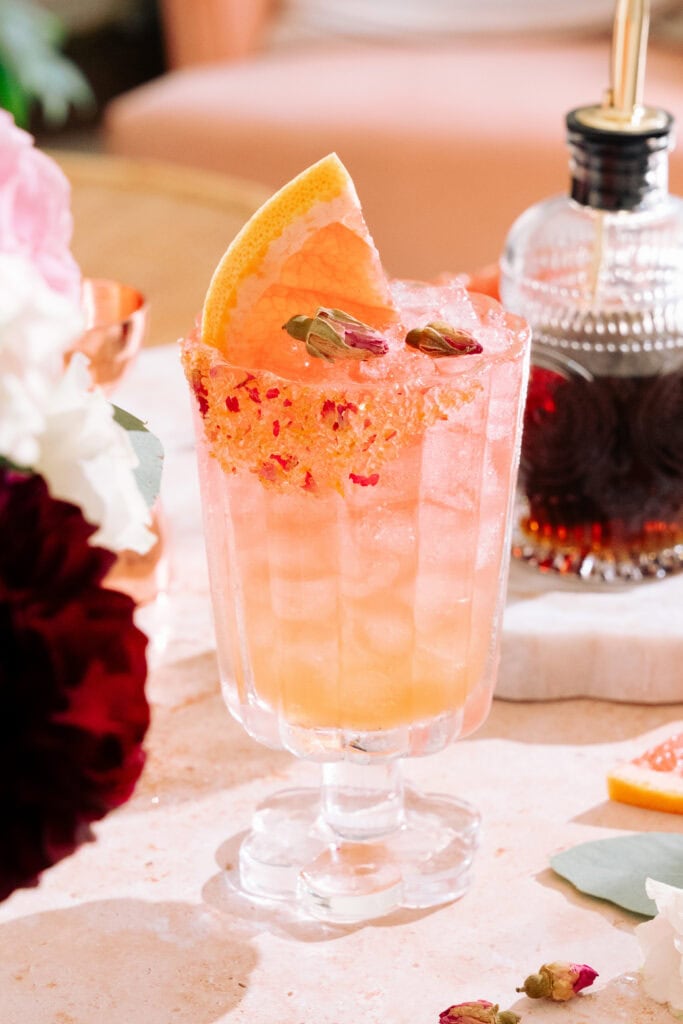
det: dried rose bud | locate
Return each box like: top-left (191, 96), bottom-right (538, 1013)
top-left (439, 1001), bottom-right (521, 1024)
top-left (516, 961), bottom-right (598, 1002)
top-left (283, 307), bottom-right (388, 362)
top-left (405, 320), bottom-right (483, 358)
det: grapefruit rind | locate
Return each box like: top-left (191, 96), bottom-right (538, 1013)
top-left (200, 153), bottom-right (394, 358)
top-left (607, 762), bottom-right (683, 815)
top-left (607, 724), bottom-right (683, 815)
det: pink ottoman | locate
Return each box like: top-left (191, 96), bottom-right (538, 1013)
top-left (105, 36), bottom-right (683, 279)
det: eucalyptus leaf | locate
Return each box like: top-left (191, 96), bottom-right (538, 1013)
top-left (551, 833), bottom-right (683, 917)
top-left (113, 406), bottom-right (164, 510)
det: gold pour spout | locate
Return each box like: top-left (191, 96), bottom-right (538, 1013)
top-left (576, 0), bottom-right (668, 132)
top-left (607, 0), bottom-right (649, 124)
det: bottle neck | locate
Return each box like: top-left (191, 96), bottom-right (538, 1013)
top-left (567, 109), bottom-right (673, 213)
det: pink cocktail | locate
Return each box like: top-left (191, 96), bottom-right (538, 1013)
top-left (184, 277), bottom-right (529, 921)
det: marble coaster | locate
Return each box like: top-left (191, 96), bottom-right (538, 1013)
top-left (499, 559), bottom-right (683, 703)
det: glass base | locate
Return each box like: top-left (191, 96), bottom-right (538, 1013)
top-left (237, 783), bottom-right (480, 924)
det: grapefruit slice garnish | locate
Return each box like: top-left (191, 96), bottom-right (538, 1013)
top-left (607, 725), bottom-right (683, 814)
top-left (182, 153), bottom-right (523, 495)
top-left (200, 153), bottom-right (397, 379)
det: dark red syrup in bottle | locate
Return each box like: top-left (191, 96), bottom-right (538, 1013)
top-left (516, 363), bottom-right (683, 574)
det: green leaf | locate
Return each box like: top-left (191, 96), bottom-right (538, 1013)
top-left (0, 454), bottom-right (29, 473)
top-left (17, 52), bottom-right (94, 125)
top-left (551, 833), bottom-right (683, 917)
top-left (0, 0), bottom-right (94, 126)
top-left (112, 406), bottom-right (164, 510)
top-left (0, 59), bottom-right (29, 126)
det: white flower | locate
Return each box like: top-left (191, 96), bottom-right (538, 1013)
top-left (0, 252), bottom-right (154, 554)
top-left (35, 356), bottom-right (155, 554)
top-left (636, 878), bottom-right (683, 1018)
top-left (0, 252), bottom-right (82, 467)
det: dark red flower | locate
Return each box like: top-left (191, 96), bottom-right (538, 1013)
top-left (0, 467), bottom-right (149, 902)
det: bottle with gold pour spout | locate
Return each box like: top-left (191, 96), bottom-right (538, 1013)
top-left (500, 0), bottom-right (683, 583)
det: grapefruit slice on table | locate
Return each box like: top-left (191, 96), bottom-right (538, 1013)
top-left (200, 152), bottom-right (398, 378)
top-left (607, 724), bottom-right (683, 814)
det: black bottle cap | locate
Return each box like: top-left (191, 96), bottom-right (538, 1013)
top-left (566, 108), bottom-right (674, 212)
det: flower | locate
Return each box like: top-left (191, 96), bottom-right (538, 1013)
top-left (636, 878), bottom-right (683, 1017)
top-left (0, 252), bottom-right (154, 554)
top-left (34, 355), bottom-right (155, 554)
top-left (283, 306), bottom-right (389, 361)
top-left (0, 110), bottom-right (81, 301)
top-left (0, 467), bottom-right (149, 902)
top-left (516, 961), bottom-right (598, 1001)
top-left (439, 1001), bottom-right (521, 1023)
top-left (0, 251), bottom-right (83, 467)
top-left (405, 320), bottom-right (483, 358)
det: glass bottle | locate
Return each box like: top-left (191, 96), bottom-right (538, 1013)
top-left (500, 0), bottom-right (683, 583)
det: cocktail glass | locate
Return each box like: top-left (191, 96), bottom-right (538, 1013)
top-left (185, 282), bottom-right (529, 923)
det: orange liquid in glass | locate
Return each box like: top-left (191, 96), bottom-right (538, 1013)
top-left (189, 284), bottom-right (527, 735)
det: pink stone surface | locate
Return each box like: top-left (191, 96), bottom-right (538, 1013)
top-left (501, 562), bottom-right (683, 703)
top-left (1, 345), bottom-right (681, 1024)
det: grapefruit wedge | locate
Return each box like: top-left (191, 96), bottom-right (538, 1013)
top-left (200, 153), bottom-right (397, 378)
top-left (607, 724), bottom-right (683, 814)
top-left (182, 152), bottom-right (524, 495)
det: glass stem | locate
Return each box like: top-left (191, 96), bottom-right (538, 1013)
top-left (321, 760), bottom-right (405, 842)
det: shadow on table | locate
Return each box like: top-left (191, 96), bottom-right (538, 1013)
top-left (478, 698), bottom-right (681, 746)
top-left (533, 867), bottom-right (642, 933)
top-left (201, 832), bottom-right (441, 944)
top-left (128, 654), bottom-right (292, 812)
top-left (572, 798), bottom-right (679, 833)
top-left (0, 897), bottom-right (256, 1023)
